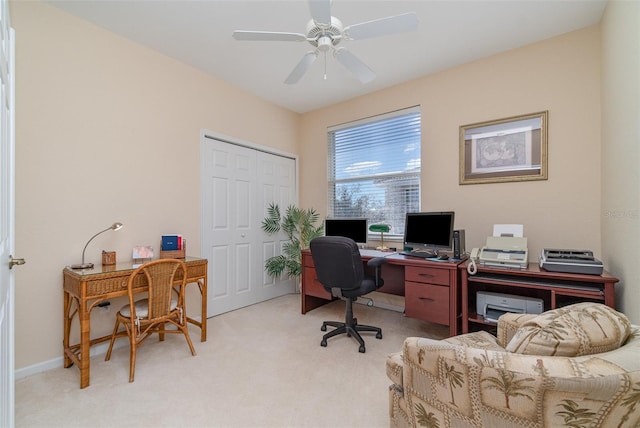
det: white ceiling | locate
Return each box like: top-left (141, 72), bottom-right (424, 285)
top-left (45, 0), bottom-right (607, 114)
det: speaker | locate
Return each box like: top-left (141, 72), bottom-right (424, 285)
top-left (453, 229), bottom-right (466, 259)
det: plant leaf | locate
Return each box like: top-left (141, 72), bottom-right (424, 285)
top-left (264, 255), bottom-right (287, 277)
top-left (261, 202), bottom-right (322, 280)
top-left (261, 203), bottom-right (281, 234)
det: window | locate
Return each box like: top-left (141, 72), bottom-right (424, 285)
top-left (328, 107), bottom-right (421, 238)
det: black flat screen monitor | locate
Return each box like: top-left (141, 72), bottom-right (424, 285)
top-left (324, 218), bottom-right (368, 244)
top-left (404, 212), bottom-right (455, 253)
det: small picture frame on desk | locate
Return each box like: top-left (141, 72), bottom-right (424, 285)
top-left (132, 245), bottom-right (154, 265)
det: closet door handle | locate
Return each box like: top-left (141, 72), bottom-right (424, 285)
top-left (9, 255), bottom-right (25, 269)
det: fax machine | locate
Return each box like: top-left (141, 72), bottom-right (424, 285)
top-left (478, 236), bottom-right (529, 269)
top-left (476, 291), bottom-right (543, 323)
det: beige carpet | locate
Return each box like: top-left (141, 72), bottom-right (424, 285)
top-left (15, 293), bottom-right (448, 428)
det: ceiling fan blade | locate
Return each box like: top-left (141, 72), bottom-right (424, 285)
top-left (308, 0), bottom-right (332, 27)
top-left (344, 12), bottom-right (419, 40)
top-left (284, 51), bottom-right (318, 84)
top-left (232, 31), bottom-right (307, 42)
top-left (334, 48), bottom-right (375, 84)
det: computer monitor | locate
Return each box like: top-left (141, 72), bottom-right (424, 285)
top-left (404, 212), bottom-right (455, 253)
top-left (324, 218), bottom-right (368, 244)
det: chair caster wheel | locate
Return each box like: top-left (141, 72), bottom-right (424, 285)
top-left (321, 339), bottom-right (327, 347)
top-left (321, 324), bottom-right (327, 331)
top-left (359, 345), bottom-right (366, 353)
top-left (376, 332), bottom-right (383, 339)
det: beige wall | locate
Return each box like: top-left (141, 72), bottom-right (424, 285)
top-left (11, 0), bottom-right (639, 372)
top-left (11, 1), bottom-right (299, 369)
top-left (300, 26), bottom-right (602, 266)
top-left (601, 0), bottom-right (640, 322)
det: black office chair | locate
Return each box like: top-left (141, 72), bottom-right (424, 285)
top-left (309, 236), bottom-right (387, 353)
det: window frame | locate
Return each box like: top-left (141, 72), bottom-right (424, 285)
top-left (327, 106), bottom-right (422, 240)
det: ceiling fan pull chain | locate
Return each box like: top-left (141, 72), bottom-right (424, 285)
top-left (324, 52), bottom-right (327, 80)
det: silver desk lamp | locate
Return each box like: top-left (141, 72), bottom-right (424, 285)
top-left (70, 222), bottom-right (123, 270)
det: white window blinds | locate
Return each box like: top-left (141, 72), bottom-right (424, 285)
top-left (328, 106), bottom-right (421, 237)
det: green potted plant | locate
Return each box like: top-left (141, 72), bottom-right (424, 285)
top-left (261, 203), bottom-right (324, 281)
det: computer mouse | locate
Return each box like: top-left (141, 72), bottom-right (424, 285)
top-left (438, 254), bottom-right (449, 260)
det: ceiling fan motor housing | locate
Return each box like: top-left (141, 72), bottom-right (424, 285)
top-left (306, 16), bottom-right (343, 50)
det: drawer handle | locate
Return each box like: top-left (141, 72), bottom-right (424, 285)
top-left (419, 297), bottom-right (435, 302)
top-left (418, 273), bottom-right (435, 279)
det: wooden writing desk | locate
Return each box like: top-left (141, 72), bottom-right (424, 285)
top-left (62, 256), bottom-right (208, 388)
top-left (301, 249), bottom-right (463, 336)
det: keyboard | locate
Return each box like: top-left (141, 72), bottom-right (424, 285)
top-left (400, 251), bottom-right (448, 260)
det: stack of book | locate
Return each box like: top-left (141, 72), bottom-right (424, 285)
top-left (160, 234), bottom-right (186, 259)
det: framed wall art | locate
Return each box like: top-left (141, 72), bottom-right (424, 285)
top-left (459, 111), bottom-right (548, 185)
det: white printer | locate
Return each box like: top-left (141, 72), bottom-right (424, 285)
top-left (476, 291), bottom-right (543, 322)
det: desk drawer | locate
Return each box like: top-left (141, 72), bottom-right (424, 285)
top-left (405, 266), bottom-right (450, 286)
top-left (405, 281), bottom-right (449, 325)
top-left (302, 266), bottom-right (331, 300)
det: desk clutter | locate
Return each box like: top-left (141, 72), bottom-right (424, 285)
top-left (160, 234), bottom-right (186, 259)
top-left (101, 250), bottom-right (116, 266)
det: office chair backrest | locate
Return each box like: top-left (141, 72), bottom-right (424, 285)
top-left (310, 236), bottom-right (364, 291)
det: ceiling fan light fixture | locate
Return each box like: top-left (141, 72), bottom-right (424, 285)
top-left (317, 35), bottom-right (333, 52)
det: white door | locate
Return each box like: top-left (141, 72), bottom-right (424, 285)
top-left (201, 135), bottom-right (296, 316)
top-left (0, 0), bottom-right (16, 424)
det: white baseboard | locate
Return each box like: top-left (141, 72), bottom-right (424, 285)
top-left (15, 316), bottom-right (203, 380)
top-left (14, 340), bottom-right (124, 380)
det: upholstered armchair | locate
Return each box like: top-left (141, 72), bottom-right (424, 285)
top-left (387, 303), bottom-right (640, 428)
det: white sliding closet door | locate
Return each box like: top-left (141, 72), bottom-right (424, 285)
top-left (0, 0), bottom-right (15, 424)
top-left (201, 135), bottom-right (296, 316)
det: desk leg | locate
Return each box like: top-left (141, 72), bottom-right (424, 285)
top-left (461, 271), bottom-right (469, 334)
top-left (604, 282), bottom-right (615, 308)
top-left (63, 291), bottom-right (72, 368)
top-left (78, 299), bottom-right (91, 388)
top-left (185, 279), bottom-right (207, 342)
top-left (200, 277), bottom-right (207, 342)
top-left (449, 270), bottom-right (458, 337)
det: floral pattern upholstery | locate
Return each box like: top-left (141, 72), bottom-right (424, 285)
top-left (387, 304), bottom-right (640, 428)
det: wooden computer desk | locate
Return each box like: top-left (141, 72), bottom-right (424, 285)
top-left (458, 260), bottom-right (618, 334)
top-left (301, 249), bottom-right (463, 336)
top-left (302, 250), bottom-right (620, 338)
top-left (62, 256), bottom-right (208, 388)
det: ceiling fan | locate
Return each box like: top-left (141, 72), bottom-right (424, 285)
top-left (232, 0), bottom-right (418, 84)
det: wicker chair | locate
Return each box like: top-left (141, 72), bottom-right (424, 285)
top-left (105, 259), bottom-right (196, 382)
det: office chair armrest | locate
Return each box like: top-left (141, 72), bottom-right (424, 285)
top-left (366, 256), bottom-right (388, 268)
top-left (367, 256), bottom-right (388, 287)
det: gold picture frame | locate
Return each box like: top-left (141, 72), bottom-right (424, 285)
top-left (459, 111), bottom-right (548, 185)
